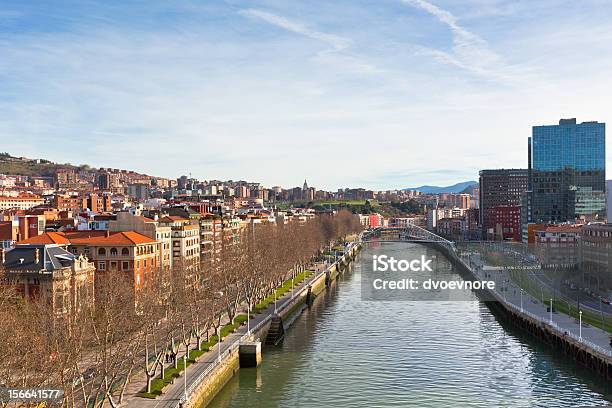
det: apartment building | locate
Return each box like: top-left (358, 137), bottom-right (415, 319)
top-left (159, 216), bottom-right (200, 269)
top-left (109, 211), bottom-right (172, 270)
top-left (53, 193), bottom-right (111, 213)
top-left (0, 194), bottom-right (45, 211)
top-left (67, 231), bottom-right (161, 290)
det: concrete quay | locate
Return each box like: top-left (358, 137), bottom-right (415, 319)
top-left (127, 242), bottom-right (362, 408)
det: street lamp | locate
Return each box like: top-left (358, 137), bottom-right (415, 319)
top-left (549, 298), bottom-right (553, 324)
top-left (502, 268), bottom-right (507, 302)
top-left (579, 310), bottom-right (583, 340)
top-left (183, 353), bottom-right (187, 402)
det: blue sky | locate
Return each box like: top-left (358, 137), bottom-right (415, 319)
top-left (1, 0), bottom-right (611, 190)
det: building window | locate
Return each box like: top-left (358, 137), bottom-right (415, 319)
top-left (98, 248), bottom-right (106, 256)
top-left (122, 248), bottom-right (129, 256)
top-left (122, 261), bottom-right (129, 270)
top-left (110, 248), bottom-right (118, 256)
top-left (98, 261), bottom-right (106, 270)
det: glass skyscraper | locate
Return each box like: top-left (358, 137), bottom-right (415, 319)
top-left (529, 118), bottom-right (606, 223)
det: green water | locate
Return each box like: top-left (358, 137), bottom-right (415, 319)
top-left (208, 242), bottom-right (612, 408)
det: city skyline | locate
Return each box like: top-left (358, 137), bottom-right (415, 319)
top-left (1, 1), bottom-right (612, 189)
top-left (2, 2), bottom-right (612, 406)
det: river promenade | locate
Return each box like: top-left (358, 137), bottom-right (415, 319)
top-left (457, 250), bottom-right (612, 358)
top-left (126, 242), bottom-right (359, 408)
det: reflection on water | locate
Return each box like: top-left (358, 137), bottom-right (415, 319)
top-left (207, 242), bottom-right (612, 408)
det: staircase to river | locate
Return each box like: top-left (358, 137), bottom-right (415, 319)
top-left (265, 314), bottom-right (285, 346)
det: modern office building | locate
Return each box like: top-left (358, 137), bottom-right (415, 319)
top-left (479, 169), bottom-right (528, 240)
top-left (529, 119), bottom-right (606, 224)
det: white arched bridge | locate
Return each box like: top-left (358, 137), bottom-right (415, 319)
top-left (361, 225), bottom-right (456, 252)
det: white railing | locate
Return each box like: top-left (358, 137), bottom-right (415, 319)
top-left (362, 226), bottom-right (454, 251)
top-left (176, 314), bottom-right (273, 407)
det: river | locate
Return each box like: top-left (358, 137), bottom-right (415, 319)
top-left (207, 242), bottom-right (612, 407)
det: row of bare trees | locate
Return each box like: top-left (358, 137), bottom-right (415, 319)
top-left (0, 210), bottom-right (362, 407)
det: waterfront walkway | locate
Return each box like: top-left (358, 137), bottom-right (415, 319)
top-left (459, 252), bottom-right (612, 357)
top-left (125, 255), bottom-right (341, 408)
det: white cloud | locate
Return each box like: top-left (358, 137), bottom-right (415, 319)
top-left (400, 0), bottom-right (521, 83)
top-left (240, 9), bottom-right (350, 51)
top-left (239, 8), bottom-right (381, 75)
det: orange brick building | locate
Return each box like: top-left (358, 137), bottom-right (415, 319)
top-left (68, 232), bottom-right (160, 290)
top-left (17, 231), bottom-right (161, 291)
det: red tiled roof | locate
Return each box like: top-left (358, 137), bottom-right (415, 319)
top-left (74, 231), bottom-right (156, 246)
top-left (17, 230), bottom-right (157, 246)
top-left (17, 232), bottom-right (71, 245)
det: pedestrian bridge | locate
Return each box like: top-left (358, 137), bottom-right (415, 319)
top-left (361, 225), bottom-right (455, 251)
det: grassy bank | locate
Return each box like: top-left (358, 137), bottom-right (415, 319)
top-left (137, 268), bottom-right (316, 398)
top-left (137, 315), bottom-right (248, 399)
top-left (253, 269), bottom-right (313, 313)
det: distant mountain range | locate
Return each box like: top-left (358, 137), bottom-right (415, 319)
top-left (404, 181), bottom-right (477, 194)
